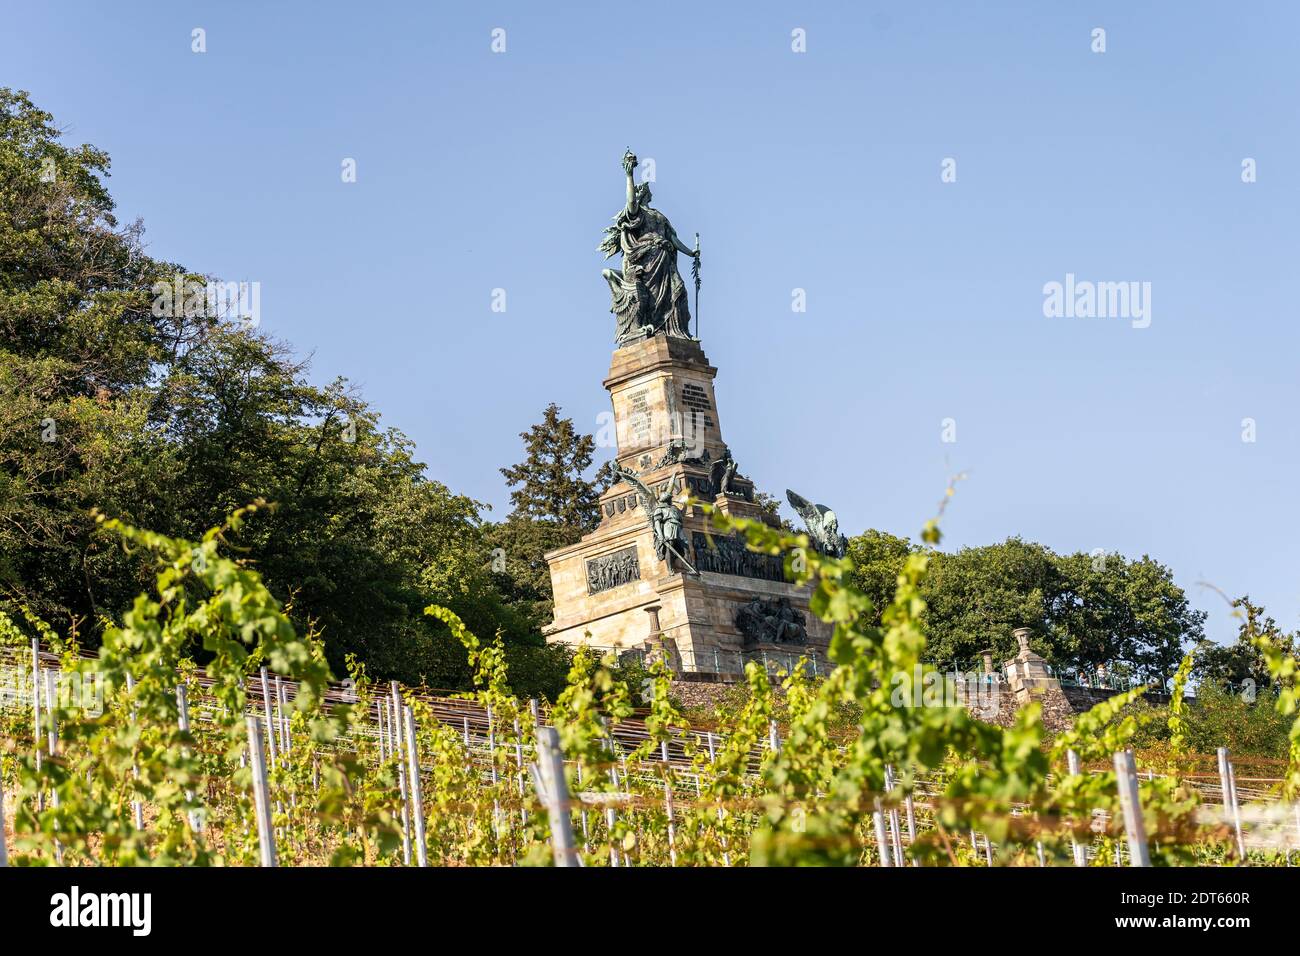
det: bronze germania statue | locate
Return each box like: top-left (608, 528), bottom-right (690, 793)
top-left (599, 149), bottom-right (700, 345)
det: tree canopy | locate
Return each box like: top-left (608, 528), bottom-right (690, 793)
top-left (1194, 596), bottom-right (1297, 691)
top-left (0, 88), bottom-right (557, 692)
top-left (489, 403), bottom-right (614, 627)
top-left (846, 530), bottom-right (1205, 683)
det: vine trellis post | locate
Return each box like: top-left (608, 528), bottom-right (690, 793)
top-left (126, 672), bottom-right (144, 830)
top-left (402, 706), bottom-right (429, 867)
top-left (1114, 749), bottom-right (1150, 867)
top-left (0, 754), bottom-right (9, 867)
top-left (1217, 747), bottom-right (1246, 859)
top-left (176, 684), bottom-right (201, 832)
top-left (391, 682), bottom-right (412, 865)
top-left (1067, 748), bottom-right (1085, 866)
top-left (245, 716), bottom-right (277, 867)
top-left (872, 798), bottom-right (893, 867)
top-left (532, 726), bottom-right (578, 867)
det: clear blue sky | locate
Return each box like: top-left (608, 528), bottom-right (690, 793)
top-left (4, 1), bottom-right (1298, 645)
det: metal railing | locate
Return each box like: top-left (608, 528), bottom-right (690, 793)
top-left (1051, 665), bottom-right (1172, 694)
top-left (676, 644), bottom-right (829, 678)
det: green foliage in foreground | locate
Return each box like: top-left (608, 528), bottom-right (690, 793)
top-left (1, 502), bottom-right (1297, 866)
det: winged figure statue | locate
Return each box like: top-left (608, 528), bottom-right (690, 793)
top-left (785, 489), bottom-right (848, 559)
top-left (615, 465), bottom-right (698, 574)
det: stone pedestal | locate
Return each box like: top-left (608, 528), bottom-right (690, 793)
top-left (543, 335), bottom-right (829, 677)
top-left (1004, 627), bottom-right (1062, 704)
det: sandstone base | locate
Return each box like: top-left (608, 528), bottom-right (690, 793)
top-left (544, 336), bottom-right (829, 675)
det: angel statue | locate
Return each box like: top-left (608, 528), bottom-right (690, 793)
top-left (615, 465), bottom-right (698, 574)
top-left (599, 149), bottom-right (699, 345)
top-left (786, 489), bottom-right (848, 559)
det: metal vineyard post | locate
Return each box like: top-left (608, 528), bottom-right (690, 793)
top-left (176, 684), bottom-right (202, 832)
top-left (661, 740), bottom-right (677, 865)
top-left (402, 705), bottom-right (429, 867)
top-left (1067, 748), bottom-right (1085, 866)
top-left (532, 726), bottom-right (578, 867)
top-left (390, 682), bottom-right (412, 865)
top-left (0, 755), bottom-right (9, 867)
top-left (1113, 749), bottom-right (1150, 867)
top-left (259, 667), bottom-right (278, 769)
top-left (245, 716), bottom-right (277, 867)
top-left (872, 797), bottom-right (893, 867)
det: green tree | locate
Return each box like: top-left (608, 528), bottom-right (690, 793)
top-left (0, 88), bottom-right (531, 690)
top-left (485, 516), bottom-right (573, 630)
top-left (844, 532), bottom-right (1204, 681)
top-left (1183, 682), bottom-right (1293, 758)
top-left (746, 489), bottom-right (792, 530)
top-left (1195, 596), bottom-right (1296, 690)
top-left (1051, 550), bottom-right (1202, 685)
top-left (492, 404), bottom-right (610, 626)
top-left (844, 529), bottom-right (916, 623)
top-left (499, 403), bottom-right (604, 530)
top-left (913, 537), bottom-right (1060, 667)
top-left (0, 88), bottom-right (183, 629)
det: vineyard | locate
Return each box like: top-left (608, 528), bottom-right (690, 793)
top-left (1, 503), bottom-right (1298, 868)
